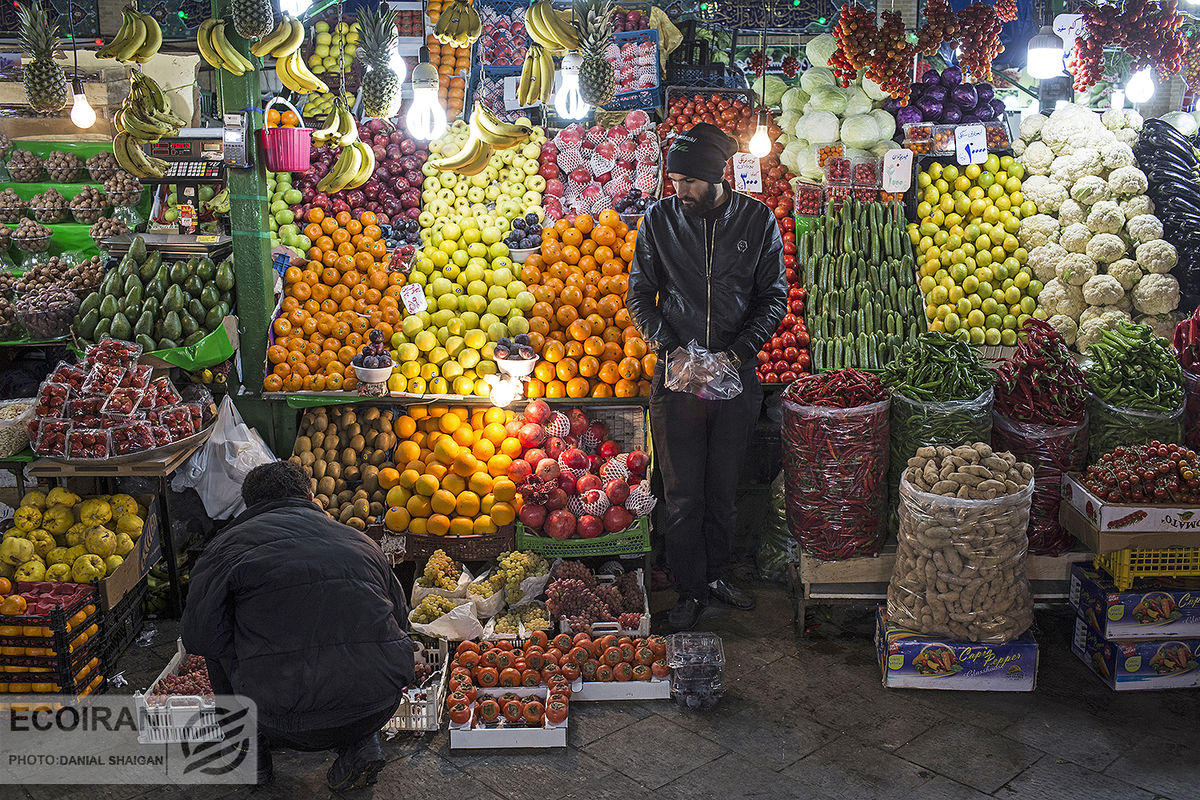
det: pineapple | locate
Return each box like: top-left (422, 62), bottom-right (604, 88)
top-left (16, 2), bottom-right (68, 114)
top-left (232, 0), bottom-right (275, 40)
top-left (574, 0), bottom-right (615, 107)
top-left (358, 6), bottom-right (401, 119)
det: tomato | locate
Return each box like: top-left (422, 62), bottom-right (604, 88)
top-left (646, 636), bottom-right (667, 657)
top-left (581, 659), bottom-right (599, 680)
top-left (448, 701), bottom-right (471, 725)
top-left (456, 641), bottom-right (480, 655)
top-left (502, 699), bottom-right (524, 722)
top-left (613, 662), bottom-right (634, 682)
top-left (559, 663), bottom-right (581, 681)
top-left (635, 646), bottom-right (657, 666)
top-left (602, 647), bottom-right (623, 666)
top-left (617, 642), bottom-right (636, 663)
top-left (525, 651), bottom-right (545, 671)
top-left (651, 659), bottom-right (670, 679)
top-left (456, 651), bottom-right (480, 670)
top-left (522, 699), bottom-right (545, 726)
top-left (552, 633), bottom-right (573, 651)
top-left (475, 666), bottom-right (499, 687)
top-left (595, 664), bottom-right (613, 682)
top-left (521, 669), bottom-right (541, 687)
top-left (498, 667), bottom-right (522, 687)
top-left (545, 699), bottom-right (568, 724)
top-left (526, 631), bottom-right (549, 649)
top-left (481, 649), bottom-right (500, 668)
top-left (477, 698), bottom-right (500, 723)
top-left (566, 646), bottom-right (590, 666)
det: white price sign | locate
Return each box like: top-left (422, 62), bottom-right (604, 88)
top-left (400, 283), bottom-right (428, 315)
top-left (882, 149), bottom-right (914, 193)
top-left (732, 152), bottom-right (762, 193)
top-left (503, 76), bottom-right (537, 111)
top-left (1054, 14), bottom-right (1085, 52)
top-left (955, 124), bottom-right (988, 166)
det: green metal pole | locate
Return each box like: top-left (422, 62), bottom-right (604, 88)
top-left (210, 0), bottom-right (288, 450)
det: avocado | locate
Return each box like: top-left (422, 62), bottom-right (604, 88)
top-left (197, 258), bottom-right (216, 281)
top-left (138, 251), bottom-right (161, 282)
top-left (110, 312), bottom-right (132, 341)
top-left (215, 300), bottom-right (231, 318)
top-left (168, 261), bottom-right (188, 285)
top-left (117, 254), bottom-right (135, 279)
top-left (219, 290), bottom-right (233, 308)
top-left (199, 285), bottom-right (220, 310)
top-left (182, 331), bottom-right (206, 347)
top-left (183, 275), bottom-right (204, 298)
top-left (215, 261), bottom-right (235, 291)
top-left (80, 292), bottom-right (101, 316)
top-left (187, 299), bottom-right (206, 319)
top-left (99, 294), bottom-right (118, 319)
top-left (145, 280), bottom-right (163, 302)
top-left (99, 271), bottom-right (120, 297)
top-left (186, 257), bottom-right (200, 275)
top-left (128, 235), bottom-right (147, 263)
top-left (135, 333), bottom-right (157, 352)
top-left (179, 311), bottom-right (200, 337)
top-left (163, 285), bottom-right (185, 313)
top-left (160, 311), bottom-right (182, 342)
top-left (142, 297), bottom-right (159, 318)
top-left (134, 309), bottom-right (155, 337)
top-left (204, 306), bottom-right (225, 332)
top-left (76, 308), bottom-right (100, 339)
top-left (155, 337), bottom-right (179, 350)
top-left (117, 298), bottom-right (128, 318)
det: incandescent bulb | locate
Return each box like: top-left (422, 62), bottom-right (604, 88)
top-left (748, 123), bottom-right (771, 158)
top-left (555, 53), bottom-right (589, 120)
top-left (1026, 26), bottom-right (1065, 80)
top-left (70, 81), bottom-right (95, 129)
top-left (1126, 68), bottom-right (1155, 103)
top-left (406, 62), bottom-right (446, 140)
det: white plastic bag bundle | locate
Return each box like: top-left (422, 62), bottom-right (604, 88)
top-left (664, 340), bottom-right (743, 399)
top-left (171, 397), bottom-right (274, 519)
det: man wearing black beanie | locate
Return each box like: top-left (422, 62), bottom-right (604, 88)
top-left (628, 122), bottom-right (788, 631)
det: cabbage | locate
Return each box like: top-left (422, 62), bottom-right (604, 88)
top-left (861, 75), bottom-right (889, 102)
top-left (843, 87), bottom-right (873, 116)
top-left (778, 111), bottom-right (801, 135)
top-left (780, 140), bottom-right (804, 172)
top-left (841, 114), bottom-right (881, 149)
top-left (805, 34), bottom-right (837, 68)
top-left (1162, 111), bottom-right (1199, 136)
top-left (870, 142), bottom-right (893, 159)
top-left (800, 66), bottom-right (836, 94)
top-left (869, 108), bottom-right (896, 140)
top-left (809, 85), bottom-right (848, 115)
top-left (781, 87), bottom-right (807, 114)
top-left (795, 110), bottom-right (840, 144)
top-left (797, 143), bottom-right (823, 179)
top-left (753, 74), bottom-right (790, 107)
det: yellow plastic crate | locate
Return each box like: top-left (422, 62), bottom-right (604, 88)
top-left (1095, 547), bottom-right (1200, 590)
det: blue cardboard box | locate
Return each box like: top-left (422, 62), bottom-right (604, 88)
top-left (1069, 562), bottom-right (1200, 640)
top-left (1072, 613), bottom-right (1200, 690)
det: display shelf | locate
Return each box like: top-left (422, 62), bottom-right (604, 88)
top-left (262, 391), bottom-right (650, 408)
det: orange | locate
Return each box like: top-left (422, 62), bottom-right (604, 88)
top-left (427, 514), bottom-right (452, 536)
top-left (455, 491), bottom-right (481, 517)
top-left (384, 506), bottom-right (411, 532)
top-left (452, 451), bottom-right (479, 477)
top-left (615, 378), bottom-right (638, 397)
top-left (308, 207), bottom-right (325, 224)
top-left (598, 209), bottom-right (620, 228)
top-left (575, 214), bottom-right (594, 234)
top-left (489, 502), bottom-right (515, 526)
top-left (500, 437), bottom-right (523, 458)
top-left (378, 468), bottom-right (401, 491)
top-left (486, 454), bottom-right (512, 478)
top-left (263, 374), bottom-right (284, 391)
top-left (592, 225), bottom-right (616, 247)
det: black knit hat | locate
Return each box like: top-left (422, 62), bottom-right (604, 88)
top-left (665, 122), bottom-right (739, 183)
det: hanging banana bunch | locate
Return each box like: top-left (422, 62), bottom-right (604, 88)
top-left (96, 5), bottom-right (163, 64)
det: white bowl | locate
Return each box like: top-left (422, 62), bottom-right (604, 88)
top-left (496, 356), bottom-right (538, 377)
top-left (353, 361), bottom-right (395, 384)
top-left (510, 247), bottom-right (538, 264)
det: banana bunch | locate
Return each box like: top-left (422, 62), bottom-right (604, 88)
top-left (197, 18), bottom-right (254, 76)
top-left (517, 44), bottom-right (555, 106)
top-left (433, 0), bottom-right (482, 48)
top-left (274, 48), bottom-right (330, 94)
top-left (526, 0), bottom-right (578, 52)
top-left (249, 14), bottom-right (305, 59)
top-left (311, 99), bottom-right (358, 148)
top-left (111, 132), bottom-right (168, 179)
top-left (428, 104), bottom-right (532, 176)
top-left (207, 187), bottom-right (230, 214)
top-left (316, 141), bottom-right (375, 194)
top-left (97, 5), bottom-right (162, 64)
top-left (113, 72), bottom-right (186, 143)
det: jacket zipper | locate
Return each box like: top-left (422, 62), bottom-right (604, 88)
top-left (704, 218), bottom-right (714, 348)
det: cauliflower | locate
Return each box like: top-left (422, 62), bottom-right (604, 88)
top-left (1099, 141), bottom-right (1135, 170)
top-left (1107, 258), bottom-right (1143, 291)
top-left (1102, 107), bottom-right (1128, 131)
top-left (1102, 307), bottom-right (1133, 326)
top-left (1020, 113), bottom-right (1047, 142)
top-left (1061, 223), bottom-right (1093, 254)
top-left (1018, 214), bottom-right (1060, 249)
top-left (1082, 274), bottom-right (1125, 305)
top-left (1135, 239), bottom-right (1178, 274)
top-left (1050, 156), bottom-right (1080, 185)
top-left (1131, 273), bottom-right (1181, 315)
top-left (1126, 110), bottom-right (1144, 131)
top-left (1108, 166), bottom-right (1149, 198)
top-left (1125, 214), bottom-right (1163, 244)
top-left (1121, 195), bottom-right (1154, 218)
top-left (1077, 316), bottom-right (1118, 351)
top-left (1060, 253), bottom-right (1099, 286)
top-left (1086, 233), bottom-right (1128, 264)
top-left (1071, 147), bottom-right (1104, 178)
top-left (1029, 243), bottom-right (1068, 282)
top-left (1057, 199), bottom-right (1087, 228)
top-left (1020, 141), bottom-right (1055, 175)
top-left (1086, 201), bottom-right (1125, 235)
top-left (1079, 306), bottom-right (1108, 325)
top-left (1138, 313), bottom-right (1178, 341)
top-left (1115, 127), bottom-right (1140, 145)
top-left (1027, 181), bottom-right (1068, 214)
top-left (1071, 175), bottom-right (1111, 206)
top-left (1039, 278), bottom-right (1086, 317)
top-left (1048, 314), bottom-right (1079, 346)
top-left (1013, 140), bottom-right (1026, 158)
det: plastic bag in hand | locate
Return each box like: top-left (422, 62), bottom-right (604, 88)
top-left (664, 340), bottom-right (743, 400)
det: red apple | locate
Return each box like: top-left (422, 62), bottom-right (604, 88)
top-left (518, 504), bottom-right (547, 529)
top-left (545, 510), bottom-right (577, 539)
top-left (507, 459), bottom-right (533, 484)
top-left (603, 505), bottom-right (634, 533)
top-left (524, 399), bottom-right (552, 425)
top-left (576, 473), bottom-right (603, 494)
top-left (605, 478), bottom-right (630, 505)
top-left (577, 514), bottom-right (603, 539)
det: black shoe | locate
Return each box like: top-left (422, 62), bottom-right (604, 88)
top-left (709, 578), bottom-right (755, 610)
top-left (669, 597), bottom-right (706, 631)
top-left (255, 734), bottom-right (273, 786)
top-left (326, 732), bottom-right (386, 791)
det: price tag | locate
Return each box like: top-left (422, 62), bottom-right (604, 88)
top-left (197, 235), bottom-right (220, 243)
top-left (178, 203), bottom-right (195, 230)
top-left (1054, 13), bottom-right (1085, 52)
top-left (400, 283), bottom-right (428, 315)
top-left (955, 124), bottom-right (988, 165)
top-left (882, 149), bottom-right (914, 193)
top-left (732, 153), bottom-right (762, 193)
top-left (504, 76), bottom-right (536, 111)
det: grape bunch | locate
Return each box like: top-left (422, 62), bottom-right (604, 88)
top-left (417, 549), bottom-right (462, 591)
top-left (917, 0), bottom-right (959, 55)
top-left (747, 49), bottom-right (769, 76)
top-left (550, 559), bottom-right (596, 586)
top-left (517, 603), bottom-right (551, 630)
top-left (495, 550), bottom-right (550, 604)
top-left (781, 55), bottom-right (799, 78)
top-left (594, 583), bottom-right (625, 617)
top-left (994, 0), bottom-right (1017, 24)
top-left (618, 612), bottom-right (644, 630)
top-left (616, 570), bottom-right (645, 613)
top-left (469, 575), bottom-right (501, 598)
top-left (494, 610), bottom-right (521, 634)
top-left (353, 329), bottom-right (391, 371)
top-left (957, 1), bottom-right (1004, 81)
top-left (412, 595), bottom-right (459, 624)
top-left (545, 578), bottom-right (616, 632)
top-left (147, 656), bottom-right (212, 706)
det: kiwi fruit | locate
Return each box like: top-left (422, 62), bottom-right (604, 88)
top-left (349, 434), bottom-right (365, 452)
top-left (313, 448), bottom-right (326, 461)
top-left (309, 478), bottom-right (318, 494)
top-left (361, 466), bottom-right (379, 494)
top-left (313, 460), bottom-right (327, 480)
top-left (288, 455), bottom-right (302, 466)
top-left (299, 451), bottom-right (315, 467)
top-left (315, 494), bottom-right (330, 508)
top-left (339, 506), bottom-right (355, 524)
top-left (345, 423), bottom-right (362, 439)
top-left (312, 416), bottom-right (328, 433)
top-left (376, 432), bottom-right (396, 452)
top-left (344, 465), bottom-right (360, 483)
top-left (363, 407), bottom-right (380, 422)
top-left (317, 476), bottom-right (336, 496)
top-left (369, 450), bottom-right (387, 467)
top-left (341, 449), bottom-right (357, 467)
top-left (327, 462), bottom-right (342, 480)
top-left (294, 435), bottom-right (312, 454)
top-left (352, 498), bottom-right (370, 518)
top-left (336, 489), bottom-right (353, 504)
top-left (323, 434), bottom-right (339, 451)
top-left (347, 517), bottom-right (366, 531)
top-left (369, 501), bottom-right (384, 517)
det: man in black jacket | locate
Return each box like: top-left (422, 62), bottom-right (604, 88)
top-left (182, 460), bottom-right (414, 790)
top-left (628, 122), bottom-right (788, 632)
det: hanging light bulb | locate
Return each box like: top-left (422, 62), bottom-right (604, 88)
top-left (1026, 26), bottom-right (1064, 80)
top-left (69, 78), bottom-right (94, 129)
top-left (406, 53), bottom-right (446, 140)
top-left (1126, 68), bottom-right (1155, 103)
top-left (555, 53), bottom-right (589, 120)
top-left (1110, 89), bottom-right (1125, 110)
top-left (748, 111), bottom-right (771, 158)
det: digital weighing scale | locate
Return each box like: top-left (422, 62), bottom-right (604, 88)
top-left (140, 129), bottom-right (227, 235)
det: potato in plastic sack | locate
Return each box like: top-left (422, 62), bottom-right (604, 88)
top-left (991, 411), bottom-right (1087, 556)
top-left (1087, 393), bottom-right (1183, 463)
top-left (756, 472), bottom-right (798, 581)
top-left (887, 443), bottom-right (1035, 644)
top-left (1183, 370), bottom-right (1200, 450)
top-left (887, 388), bottom-right (994, 531)
top-left (784, 397), bottom-right (890, 560)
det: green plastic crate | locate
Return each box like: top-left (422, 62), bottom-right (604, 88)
top-left (515, 516), bottom-right (651, 558)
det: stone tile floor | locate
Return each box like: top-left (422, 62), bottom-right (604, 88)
top-left (15, 486), bottom-right (1200, 800)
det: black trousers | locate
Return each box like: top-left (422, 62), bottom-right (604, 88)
top-left (205, 657), bottom-right (393, 753)
top-left (649, 369), bottom-right (762, 601)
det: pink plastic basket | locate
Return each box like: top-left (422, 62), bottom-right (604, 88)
top-left (259, 97), bottom-right (312, 172)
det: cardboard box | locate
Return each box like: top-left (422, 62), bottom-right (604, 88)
top-left (573, 677), bottom-right (671, 702)
top-left (875, 607), bottom-right (1038, 692)
top-left (1059, 498), bottom-right (1200, 556)
top-left (1061, 474), bottom-right (1200, 541)
top-left (1070, 562), bottom-right (1200, 640)
top-left (448, 686), bottom-right (567, 749)
top-left (1071, 614), bottom-right (1200, 691)
top-left (99, 494), bottom-right (162, 612)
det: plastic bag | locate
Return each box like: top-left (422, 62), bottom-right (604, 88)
top-left (888, 388), bottom-right (994, 530)
top-left (991, 411), bottom-right (1087, 556)
top-left (1087, 393), bottom-right (1184, 462)
top-left (889, 472), bottom-right (1034, 644)
top-left (664, 341), bottom-right (743, 400)
top-left (756, 472), bottom-right (798, 581)
top-left (783, 396), bottom-right (890, 559)
top-left (411, 565), bottom-right (473, 604)
top-left (466, 570), bottom-right (507, 619)
top-left (408, 599), bottom-right (485, 641)
top-left (171, 396), bottom-right (274, 520)
top-left (1184, 369), bottom-right (1200, 450)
